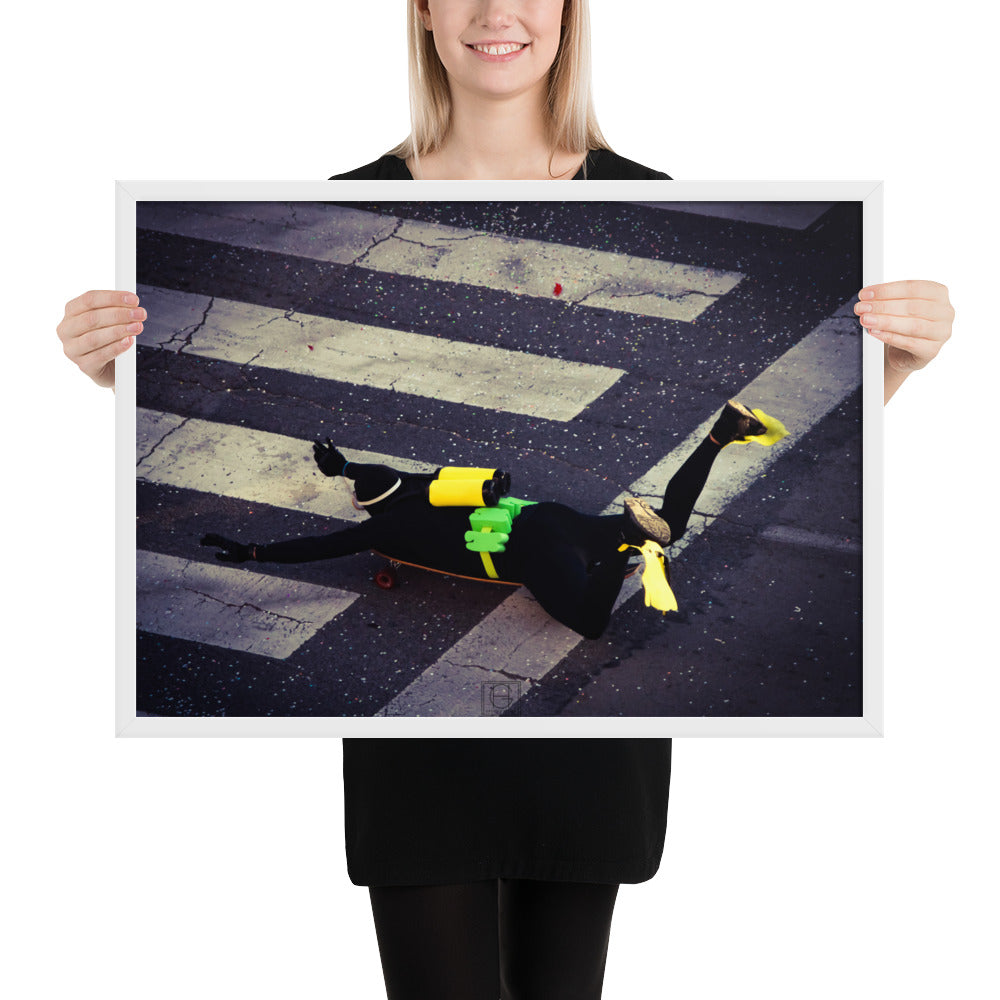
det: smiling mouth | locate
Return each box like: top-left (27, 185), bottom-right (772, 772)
top-left (467, 42), bottom-right (529, 56)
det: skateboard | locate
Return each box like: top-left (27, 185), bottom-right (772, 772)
top-left (371, 552), bottom-right (524, 589)
top-left (370, 552), bottom-right (639, 590)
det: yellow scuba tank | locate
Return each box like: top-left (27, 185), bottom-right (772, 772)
top-left (427, 466), bottom-right (511, 508)
top-left (436, 467), bottom-right (502, 481)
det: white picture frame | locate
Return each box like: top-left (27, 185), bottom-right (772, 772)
top-left (116, 180), bottom-right (882, 737)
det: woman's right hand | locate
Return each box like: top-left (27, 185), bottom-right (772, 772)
top-left (57, 290), bottom-right (146, 390)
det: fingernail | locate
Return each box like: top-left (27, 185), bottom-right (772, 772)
top-left (121, 336), bottom-right (134, 348)
top-left (859, 289), bottom-right (874, 300)
top-left (123, 293), bottom-right (139, 306)
top-left (856, 303), bottom-right (872, 313)
top-left (126, 322), bottom-right (142, 333)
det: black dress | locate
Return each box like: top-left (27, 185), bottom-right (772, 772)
top-left (332, 148), bottom-right (673, 887)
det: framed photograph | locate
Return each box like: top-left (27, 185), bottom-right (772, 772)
top-left (116, 180), bottom-right (881, 736)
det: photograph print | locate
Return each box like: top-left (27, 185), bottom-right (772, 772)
top-left (128, 186), bottom-right (870, 728)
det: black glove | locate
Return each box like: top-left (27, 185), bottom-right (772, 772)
top-left (313, 438), bottom-right (349, 477)
top-left (200, 533), bottom-right (252, 564)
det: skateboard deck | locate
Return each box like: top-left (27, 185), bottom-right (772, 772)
top-left (370, 551), bottom-right (638, 590)
top-left (371, 551), bottom-right (522, 588)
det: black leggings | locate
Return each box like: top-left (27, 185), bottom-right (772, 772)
top-left (368, 878), bottom-right (620, 1000)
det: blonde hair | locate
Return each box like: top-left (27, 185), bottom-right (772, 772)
top-left (386, 0), bottom-right (611, 176)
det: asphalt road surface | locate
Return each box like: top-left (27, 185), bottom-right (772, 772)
top-left (134, 198), bottom-right (863, 719)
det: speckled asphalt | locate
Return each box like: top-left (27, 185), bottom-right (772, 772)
top-left (134, 198), bottom-right (863, 719)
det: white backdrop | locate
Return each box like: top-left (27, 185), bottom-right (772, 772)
top-left (6, 3), bottom-right (996, 998)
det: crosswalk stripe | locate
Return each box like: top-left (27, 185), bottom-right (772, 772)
top-left (137, 550), bottom-right (358, 659)
top-left (629, 202), bottom-right (835, 230)
top-left (136, 408), bottom-right (431, 522)
top-left (375, 304), bottom-right (862, 716)
top-left (137, 202), bottom-right (743, 322)
top-left (136, 284), bottom-right (624, 421)
top-left (759, 526), bottom-right (862, 554)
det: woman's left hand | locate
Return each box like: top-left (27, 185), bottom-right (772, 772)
top-left (855, 279), bottom-right (954, 374)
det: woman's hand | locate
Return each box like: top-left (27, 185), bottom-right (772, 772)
top-left (57, 290), bottom-right (146, 390)
top-left (854, 280), bottom-right (954, 403)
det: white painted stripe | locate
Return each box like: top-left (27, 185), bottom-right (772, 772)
top-left (624, 312), bottom-right (861, 532)
top-left (629, 202), bottom-right (835, 230)
top-left (137, 201), bottom-right (398, 263)
top-left (376, 305), bottom-right (862, 716)
top-left (137, 203), bottom-right (743, 322)
top-left (136, 550), bottom-right (358, 659)
top-left (136, 408), bottom-right (430, 522)
top-left (760, 526), bottom-right (862, 554)
top-left (136, 285), bottom-right (624, 421)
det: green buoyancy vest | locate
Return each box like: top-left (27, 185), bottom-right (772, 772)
top-left (464, 497), bottom-right (536, 579)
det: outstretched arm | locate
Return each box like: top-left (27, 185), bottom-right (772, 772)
top-left (854, 280), bottom-right (954, 404)
top-left (201, 519), bottom-right (381, 565)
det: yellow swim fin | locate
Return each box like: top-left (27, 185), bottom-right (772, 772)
top-left (620, 540), bottom-right (678, 614)
top-left (736, 408), bottom-right (789, 447)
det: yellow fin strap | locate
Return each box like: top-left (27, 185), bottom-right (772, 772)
top-left (734, 408), bottom-right (789, 447)
top-left (480, 552), bottom-right (499, 579)
top-left (478, 526), bottom-right (499, 579)
top-left (621, 540), bottom-right (677, 614)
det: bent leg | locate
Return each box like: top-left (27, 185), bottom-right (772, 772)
top-left (657, 436), bottom-right (723, 542)
top-left (657, 399), bottom-right (778, 540)
top-left (499, 878), bottom-right (620, 1000)
top-left (368, 880), bottom-right (500, 1000)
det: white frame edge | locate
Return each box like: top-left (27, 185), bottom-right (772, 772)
top-left (116, 179), bottom-right (882, 738)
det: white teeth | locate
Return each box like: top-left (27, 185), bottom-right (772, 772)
top-left (471, 43), bottom-right (526, 55)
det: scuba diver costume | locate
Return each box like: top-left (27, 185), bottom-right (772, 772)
top-left (203, 401), bottom-right (784, 642)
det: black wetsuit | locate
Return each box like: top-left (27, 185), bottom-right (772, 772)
top-left (252, 435), bottom-right (720, 640)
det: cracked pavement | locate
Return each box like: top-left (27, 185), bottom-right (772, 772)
top-left (134, 198), bottom-right (864, 719)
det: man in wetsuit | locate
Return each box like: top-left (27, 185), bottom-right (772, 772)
top-left (201, 400), bottom-right (773, 640)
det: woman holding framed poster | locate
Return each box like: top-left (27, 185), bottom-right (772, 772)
top-left (55, 2), bottom-right (954, 998)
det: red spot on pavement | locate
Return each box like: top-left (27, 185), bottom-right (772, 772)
top-left (553, 283), bottom-right (563, 296)
top-left (307, 345), bottom-right (314, 350)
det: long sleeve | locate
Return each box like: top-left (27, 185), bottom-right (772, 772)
top-left (253, 520), bottom-right (381, 564)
